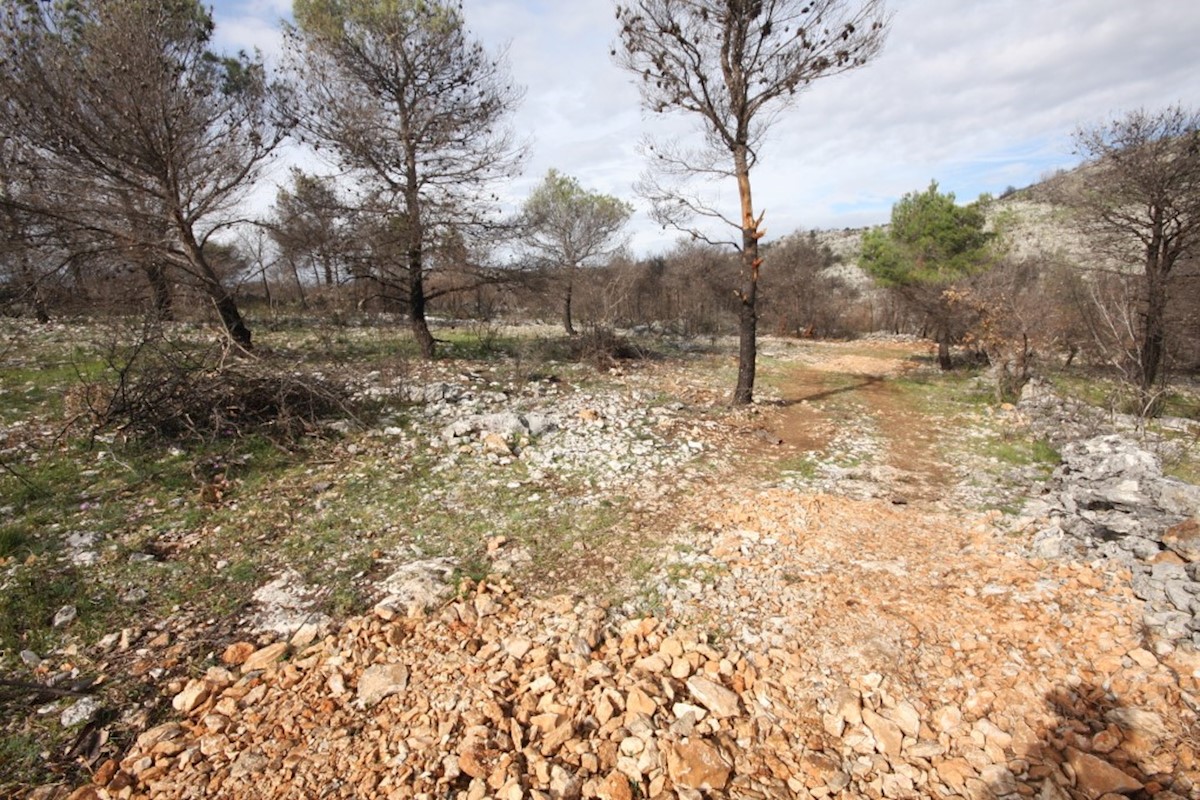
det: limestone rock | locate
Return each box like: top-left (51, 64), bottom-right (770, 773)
top-left (53, 605), bottom-right (77, 628)
top-left (171, 679), bottom-right (209, 714)
top-left (685, 676), bottom-right (740, 718)
top-left (375, 557), bottom-right (457, 614)
top-left (60, 696), bottom-right (101, 728)
top-left (1066, 748), bottom-right (1143, 798)
top-left (598, 772), bottom-right (633, 800)
top-left (667, 738), bottom-right (732, 791)
top-left (1163, 519), bottom-right (1200, 563)
top-left (481, 432), bottom-right (512, 455)
top-left (862, 708), bottom-right (903, 758)
top-left (240, 642), bottom-right (289, 673)
top-left (221, 641), bottom-right (255, 665)
top-left (1103, 708), bottom-right (1168, 744)
top-left (357, 663), bottom-right (410, 707)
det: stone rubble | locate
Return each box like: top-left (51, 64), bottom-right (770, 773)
top-left (38, 342), bottom-right (1200, 800)
top-left (1024, 434), bottom-right (1200, 647)
top-left (79, 486), bottom-right (1200, 800)
top-left (358, 364), bottom-right (718, 497)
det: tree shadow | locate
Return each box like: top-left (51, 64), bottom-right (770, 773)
top-left (1029, 680), bottom-right (1161, 799)
top-left (763, 374), bottom-right (885, 407)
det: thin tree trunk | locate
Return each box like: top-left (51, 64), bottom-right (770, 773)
top-left (937, 332), bottom-right (952, 371)
top-left (31, 292), bottom-right (50, 323)
top-left (17, 257), bottom-right (50, 323)
top-left (562, 278), bottom-right (576, 336)
top-left (259, 267), bottom-right (273, 313)
top-left (407, 244), bottom-right (435, 359)
top-left (733, 145), bottom-right (759, 406)
top-left (213, 294), bottom-right (252, 349)
top-left (1138, 214), bottom-right (1169, 397)
top-left (177, 220), bottom-right (252, 349)
top-left (289, 257), bottom-right (309, 310)
top-left (402, 136), bottom-right (436, 359)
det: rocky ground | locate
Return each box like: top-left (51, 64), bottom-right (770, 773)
top-left (14, 335), bottom-right (1200, 800)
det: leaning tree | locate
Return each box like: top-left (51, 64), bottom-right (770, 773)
top-left (287, 0), bottom-right (525, 359)
top-left (615, 0), bottom-right (889, 404)
top-left (0, 0), bottom-right (286, 347)
top-left (1063, 105), bottom-right (1200, 406)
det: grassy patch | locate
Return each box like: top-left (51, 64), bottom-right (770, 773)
top-left (776, 453), bottom-right (821, 480)
top-left (0, 566), bottom-right (118, 655)
top-left (1165, 459), bottom-right (1200, 486)
top-left (982, 436), bottom-right (1060, 468)
top-left (0, 732), bottom-right (44, 792)
top-left (891, 370), bottom-right (993, 414)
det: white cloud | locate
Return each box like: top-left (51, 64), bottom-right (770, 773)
top-left (211, 0), bottom-right (1200, 255)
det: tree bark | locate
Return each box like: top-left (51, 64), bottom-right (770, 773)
top-left (407, 243), bottom-right (436, 359)
top-left (562, 278), bottom-right (576, 336)
top-left (146, 262), bottom-right (173, 321)
top-left (177, 221), bottom-right (251, 349)
top-left (288, 257), bottom-right (309, 310)
top-left (1138, 210), bottom-right (1169, 397)
top-left (213, 293), bottom-right (252, 349)
top-left (17, 257), bottom-right (50, 323)
top-left (733, 145), bottom-right (758, 406)
top-left (937, 333), bottom-right (952, 371)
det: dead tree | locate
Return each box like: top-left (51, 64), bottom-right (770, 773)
top-left (615, 0), bottom-right (889, 403)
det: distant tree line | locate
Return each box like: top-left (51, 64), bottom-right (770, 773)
top-left (2, 0), bottom-right (1197, 413)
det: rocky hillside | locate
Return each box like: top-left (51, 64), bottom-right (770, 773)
top-left (59, 339), bottom-right (1200, 800)
top-left (804, 171), bottom-right (1097, 277)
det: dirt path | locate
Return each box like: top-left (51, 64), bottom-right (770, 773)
top-left (84, 342), bottom-right (1200, 800)
top-left (749, 342), bottom-right (953, 502)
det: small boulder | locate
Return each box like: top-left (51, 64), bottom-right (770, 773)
top-left (171, 679), bottom-right (210, 714)
top-left (240, 642), bottom-right (289, 673)
top-left (1066, 748), bottom-right (1143, 798)
top-left (1163, 519), bottom-right (1200, 563)
top-left (53, 605), bottom-right (77, 628)
top-left (685, 676), bottom-right (740, 718)
top-left (357, 663), bottom-right (409, 707)
top-left (60, 696), bottom-right (101, 728)
top-left (667, 738), bottom-right (732, 791)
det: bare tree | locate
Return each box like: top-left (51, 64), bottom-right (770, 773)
top-left (521, 170), bottom-right (633, 335)
top-left (0, 0), bottom-right (287, 347)
top-left (287, 0), bottom-right (525, 359)
top-left (1063, 105), bottom-right (1200, 405)
top-left (615, 0), bottom-right (888, 404)
top-left (269, 170), bottom-right (354, 304)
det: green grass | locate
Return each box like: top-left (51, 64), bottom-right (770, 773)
top-left (0, 732), bottom-right (45, 792)
top-left (891, 370), bottom-right (993, 414)
top-left (0, 428), bottom-right (318, 661)
top-left (1165, 459), bottom-right (1200, 485)
top-left (0, 566), bottom-right (119, 655)
top-left (1160, 390), bottom-right (1200, 421)
top-left (776, 453), bottom-right (821, 480)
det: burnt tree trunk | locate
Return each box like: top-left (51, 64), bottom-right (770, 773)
top-left (937, 332), bottom-right (952, 371)
top-left (733, 145), bottom-right (759, 406)
top-left (1138, 208), bottom-right (1170, 397)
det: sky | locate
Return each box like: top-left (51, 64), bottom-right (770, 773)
top-left (210, 0), bottom-right (1200, 256)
